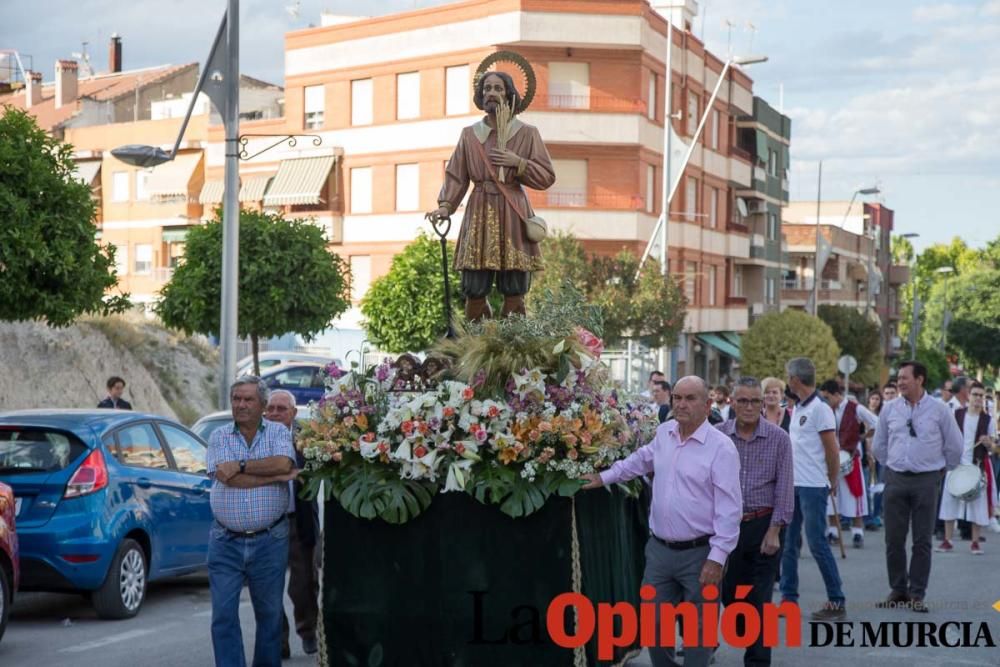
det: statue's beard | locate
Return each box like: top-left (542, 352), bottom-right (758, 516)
top-left (485, 98), bottom-right (501, 114)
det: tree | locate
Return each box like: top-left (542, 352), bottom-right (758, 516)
top-left (817, 304), bottom-right (881, 386)
top-left (741, 310), bottom-right (840, 382)
top-left (361, 233), bottom-right (462, 353)
top-left (529, 232), bottom-right (686, 349)
top-left (913, 345), bottom-right (950, 390)
top-left (156, 209), bottom-right (350, 374)
top-left (947, 319), bottom-right (1000, 371)
top-left (0, 105), bottom-right (129, 325)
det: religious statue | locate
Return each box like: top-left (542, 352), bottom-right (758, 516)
top-left (426, 52), bottom-right (555, 321)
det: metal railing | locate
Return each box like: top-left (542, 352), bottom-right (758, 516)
top-left (781, 278), bottom-right (843, 290)
top-left (535, 94), bottom-right (648, 114)
top-left (528, 190), bottom-right (645, 210)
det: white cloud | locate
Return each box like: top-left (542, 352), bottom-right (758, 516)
top-left (912, 3), bottom-right (970, 22)
top-left (982, 0), bottom-right (1000, 17)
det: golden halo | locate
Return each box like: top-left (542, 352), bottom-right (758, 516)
top-left (474, 50), bottom-right (535, 114)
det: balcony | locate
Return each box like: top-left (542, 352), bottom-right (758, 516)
top-left (528, 190), bottom-right (644, 211)
top-left (535, 94), bottom-right (647, 115)
top-left (782, 278), bottom-right (842, 291)
top-left (150, 267), bottom-right (175, 283)
top-left (888, 264), bottom-right (910, 285)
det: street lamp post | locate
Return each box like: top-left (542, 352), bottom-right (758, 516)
top-left (936, 266), bottom-right (955, 352)
top-left (112, 2), bottom-right (240, 409)
top-left (899, 232), bottom-right (919, 358)
top-left (811, 183), bottom-right (879, 315)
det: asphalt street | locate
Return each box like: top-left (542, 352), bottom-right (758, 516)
top-left (2, 527), bottom-right (998, 667)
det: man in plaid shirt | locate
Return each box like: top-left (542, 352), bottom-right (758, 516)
top-left (717, 376), bottom-right (794, 666)
top-left (207, 377), bottom-right (298, 667)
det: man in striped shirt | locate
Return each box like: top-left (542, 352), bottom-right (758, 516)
top-left (207, 376), bottom-right (298, 667)
top-left (717, 376), bottom-right (794, 666)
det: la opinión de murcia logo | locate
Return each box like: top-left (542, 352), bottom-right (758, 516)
top-left (540, 587), bottom-right (998, 658)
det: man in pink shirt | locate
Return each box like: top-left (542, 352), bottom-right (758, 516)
top-left (583, 376), bottom-right (742, 667)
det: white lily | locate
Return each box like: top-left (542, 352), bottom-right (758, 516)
top-left (392, 440), bottom-right (412, 462)
top-left (443, 459), bottom-right (473, 492)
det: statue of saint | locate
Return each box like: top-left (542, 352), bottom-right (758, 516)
top-left (426, 53), bottom-right (555, 321)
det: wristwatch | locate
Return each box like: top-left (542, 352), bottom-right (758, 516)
top-left (239, 459), bottom-right (247, 474)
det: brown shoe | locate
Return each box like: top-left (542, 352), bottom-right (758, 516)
top-left (909, 598), bottom-right (930, 613)
top-left (500, 294), bottom-right (525, 318)
top-left (876, 591), bottom-right (910, 608)
top-left (464, 297), bottom-right (492, 322)
top-left (810, 602), bottom-right (846, 621)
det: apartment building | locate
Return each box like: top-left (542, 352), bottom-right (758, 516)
top-left (781, 201), bottom-right (908, 363)
top-left (234, 0), bottom-right (762, 378)
top-left (0, 38), bottom-right (283, 308)
top-left (734, 96), bottom-right (791, 324)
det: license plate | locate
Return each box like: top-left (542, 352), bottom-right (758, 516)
top-left (14, 497), bottom-right (21, 516)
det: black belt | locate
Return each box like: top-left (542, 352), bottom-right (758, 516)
top-left (653, 534), bottom-right (711, 551)
top-left (891, 468), bottom-right (944, 477)
top-left (218, 515), bottom-right (286, 538)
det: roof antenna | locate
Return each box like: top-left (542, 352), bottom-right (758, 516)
top-left (72, 41), bottom-right (94, 78)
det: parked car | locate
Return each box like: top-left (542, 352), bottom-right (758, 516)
top-left (235, 351), bottom-right (339, 379)
top-left (0, 410), bottom-right (213, 619)
top-left (260, 363), bottom-right (329, 406)
top-left (0, 481), bottom-right (18, 644)
top-left (192, 405), bottom-right (313, 443)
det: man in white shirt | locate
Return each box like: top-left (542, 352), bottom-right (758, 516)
top-left (937, 381), bottom-right (996, 555)
top-left (641, 370), bottom-right (666, 400)
top-left (948, 376), bottom-right (969, 413)
top-left (818, 381), bottom-right (879, 548)
top-left (779, 358), bottom-right (846, 620)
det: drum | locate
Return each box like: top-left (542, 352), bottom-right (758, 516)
top-left (838, 450), bottom-right (854, 477)
top-left (946, 464), bottom-right (986, 502)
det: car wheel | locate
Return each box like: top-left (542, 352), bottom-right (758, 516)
top-left (92, 538), bottom-right (147, 619)
top-left (0, 564), bottom-right (9, 643)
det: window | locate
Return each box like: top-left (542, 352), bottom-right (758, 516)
top-left (158, 424), bottom-right (207, 475)
top-left (647, 72), bottom-right (657, 121)
top-left (270, 366), bottom-right (322, 389)
top-left (395, 163), bottom-right (419, 211)
top-left (685, 177), bottom-right (698, 220)
top-left (548, 62), bottom-right (590, 109)
top-left (112, 171), bottom-right (129, 202)
top-left (684, 261), bottom-right (698, 304)
top-left (767, 212), bottom-right (778, 240)
top-left (134, 244), bottom-right (152, 275)
top-left (768, 149), bottom-right (778, 177)
top-left (707, 266), bottom-right (717, 306)
top-left (445, 65), bottom-right (470, 115)
top-left (709, 187), bottom-right (718, 227)
top-left (549, 159), bottom-right (587, 207)
top-left (304, 85), bottom-right (325, 129)
top-left (396, 72), bottom-right (420, 120)
top-left (114, 244), bottom-right (128, 276)
top-left (646, 164), bottom-right (656, 213)
top-left (116, 423), bottom-right (169, 470)
top-left (135, 170), bottom-right (151, 201)
top-left (766, 277), bottom-right (777, 305)
top-left (350, 255), bottom-right (372, 302)
top-left (733, 265), bottom-right (744, 297)
top-left (351, 78), bottom-right (373, 126)
top-left (710, 109), bottom-right (720, 150)
top-left (686, 92), bottom-right (698, 135)
top-left (350, 167), bottom-right (372, 214)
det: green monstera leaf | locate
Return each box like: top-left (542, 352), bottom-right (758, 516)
top-left (333, 464), bottom-right (435, 524)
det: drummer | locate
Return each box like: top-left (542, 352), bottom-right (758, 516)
top-left (818, 381), bottom-right (879, 548)
top-left (936, 381), bottom-right (996, 555)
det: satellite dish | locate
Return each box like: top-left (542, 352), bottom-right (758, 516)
top-left (736, 197), bottom-right (749, 218)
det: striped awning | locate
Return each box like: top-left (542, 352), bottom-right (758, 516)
top-left (239, 175), bottom-right (273, 203)
top-left (146, 153), bottom-right (202, 199)
top-left (73, 160), bottom-right (102, 185)
top-left (199, 180), bottom-right (225, 205)
top-left (263, 156), bottom-right (335, 206)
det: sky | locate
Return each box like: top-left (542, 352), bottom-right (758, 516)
top-left (3, 0), bottom-right (998, 252)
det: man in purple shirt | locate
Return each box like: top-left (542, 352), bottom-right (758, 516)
top-left (583, 376), bottom-right (742, 667)
top-left (872, 360), bottom-right (963, 612)
top-left (717, 377), bottom-right (794, 667)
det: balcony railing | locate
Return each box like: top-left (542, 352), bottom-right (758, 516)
top-left (534, 94), bottom-right (648, 114)
top-left (781, 278), bottom-right (842, 291)
top-left (150, 267), bottom-right (175, 282)
top-left (528, 190), bottom-right (645, 210)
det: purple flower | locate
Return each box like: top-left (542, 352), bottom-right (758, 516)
top-left (326, 363), bottom-right (345, 379)
top-left (375, 362), bottom-right (392, 382)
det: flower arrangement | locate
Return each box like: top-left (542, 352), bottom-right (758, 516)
top-left (297, 286), bottom-right (659, 524)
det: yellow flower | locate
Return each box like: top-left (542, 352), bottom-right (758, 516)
top-left (499, 447), bottom-right (519, 465)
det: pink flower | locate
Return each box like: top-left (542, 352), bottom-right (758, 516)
top-left (475, 429), bottom-right (488, 443)
top-left (413, 445), bottom-right (428, 458)
top-left (567, 448), bottom-right (579, 460)
top-left (462, 387), bottom-right (475, 401)
top-left (455, 443), bottom-right (466, 455)
top-left (332, 452), bottom-right (343, 462)
top-left (576, 327), bottom-right (604, 359)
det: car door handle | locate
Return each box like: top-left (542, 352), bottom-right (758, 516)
top-left (136, 477), bottom-right (152, 489)
top-left (192, 484), bottom-right (207, 495)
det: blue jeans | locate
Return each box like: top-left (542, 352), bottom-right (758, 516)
top-left (208, 517), bottom-right (290, 667)
top-left (779, 486), bottom-right (845, 606)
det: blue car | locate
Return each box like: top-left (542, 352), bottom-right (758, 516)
top-left (0, 410), bottom-right (213, 619)
top-left (260, 362), bottom-right (328, 406)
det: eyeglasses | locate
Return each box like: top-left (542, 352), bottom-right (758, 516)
top-left (907, 419), bottom-right (917, 438)
top-left (735, 398), bottom-right (763, 407)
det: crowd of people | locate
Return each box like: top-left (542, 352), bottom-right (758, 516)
top-left (585, 359), bottom-right (1000, 667)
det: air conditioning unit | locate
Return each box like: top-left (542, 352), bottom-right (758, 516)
top-left (748, 200), bottom-right (768, 215)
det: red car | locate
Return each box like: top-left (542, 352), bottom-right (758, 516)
top-left (0, 481), bottom-right (18, 643)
